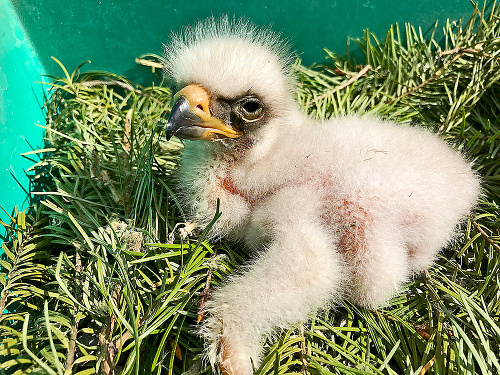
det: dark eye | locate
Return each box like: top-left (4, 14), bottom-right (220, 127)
top-left (236, 96), bottom-right (264, 122)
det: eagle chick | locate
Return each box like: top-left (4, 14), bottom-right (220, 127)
top-left (163, 16), bottom-right (480, 375)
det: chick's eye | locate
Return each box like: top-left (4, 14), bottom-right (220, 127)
top-left (236, 97), bottom-right (264, 122)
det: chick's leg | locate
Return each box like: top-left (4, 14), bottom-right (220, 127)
top-left (201, 188), bottom-right (345, 375)
top-left (342, 213), bottom-right (410, 308)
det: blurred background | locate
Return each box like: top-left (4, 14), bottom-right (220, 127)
top-left (0, 0), bottom-right (475, 224)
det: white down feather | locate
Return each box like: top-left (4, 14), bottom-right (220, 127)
top-left (164, 16), bottom-right (480, 375)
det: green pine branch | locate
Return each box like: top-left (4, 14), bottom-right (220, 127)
top-left (1, 1), bottom-right (500, 374)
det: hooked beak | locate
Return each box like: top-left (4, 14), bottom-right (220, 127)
top-left (166, 85), bottom-right (243, 141)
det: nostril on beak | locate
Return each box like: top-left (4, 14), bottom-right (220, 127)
top-left (196, 104), bottom-right (204, 111)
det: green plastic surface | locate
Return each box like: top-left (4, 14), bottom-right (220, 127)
top-left (0, 0), bottom-right (46, 225)
top-left (11, 0), bottom-right (476, 77)
top-left (1, 0), bottom-right (477, 225)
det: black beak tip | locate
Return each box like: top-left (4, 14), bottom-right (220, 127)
top-left (165, 96), bottom-right (205, 141)
top-left (165, 121), bottom-right (175, 141)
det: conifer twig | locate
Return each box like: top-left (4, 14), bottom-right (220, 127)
top-left (135, 57), bottom-right (164, 69)
top-left (299, 325), bottom-right (308, 375)
top-left (387, 53), bottom-right (463, 105)
top-left (65, 247), bottom-right (82, 372)
top-left (306, 65), bottom-right (373, 105)
top-left (388, 46), bottom-right (492, 107)
top-left (63, 80), bottom-right (166, 105)
top-left (473, 220), bottom-right (500, 253)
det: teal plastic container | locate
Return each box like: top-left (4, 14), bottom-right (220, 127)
top-left (1, 0), bottom-right (46, 225)
top-left (0, 0), bottom-right (475, 226)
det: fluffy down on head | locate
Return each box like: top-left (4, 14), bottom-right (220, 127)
top-left (163, 16), bottom-right (480, 375)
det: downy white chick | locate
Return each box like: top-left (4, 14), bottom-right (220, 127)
top-left (163, 16), bottom-right (480, 375)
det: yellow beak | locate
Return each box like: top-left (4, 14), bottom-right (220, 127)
top-left (166, 85), bottom-right (243, 141)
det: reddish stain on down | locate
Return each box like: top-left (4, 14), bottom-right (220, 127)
top-left (326, 199), bottom-right (370, 256)
top-left (218, 172), bottom-right (371, 256)
top-left (217, 172), bottom-right (276, 206)
top-left (217, 174), bottom-right (255, 204)
top-left (218, 173), bottom-right (371, 256)
top-left (218, 175), bottom-right (243, 196)
top-left (214, 142), bottom-right (255, 201)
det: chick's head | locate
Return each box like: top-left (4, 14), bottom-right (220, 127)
top-left (163, 17), bottom-right (297, 144)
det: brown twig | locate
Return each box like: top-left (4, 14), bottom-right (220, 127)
top-left (419, 355), bottom-right (436, 375)
top-left (369, 309), bottom-right (432, 341)
top-left (307, 65), bottom-right (373, 105)
top-left (473, 220), bottom-right (500, 253)
top-left (0, 240), bottom-right (20, 319)
top-left (299, 325), bottom-right (308, 375)
top-left (388, 53), bottom-right (463, 105)
top-left (113, 322), bottom-right (140, 353)
top-left (0, 291), bottom-right (7, 321)
top-left (388, 46), bottom-right (490, 106)
top-left (65, 247), bottom-right (82, 372)
top-left (114, 330), bottom-right (133, 351)
top-left (135, 58), bottom-right (164, 70)
top-left (197, 266), bottom-right (214, 324)
top-left (79, 80), bottom-right (140, 94)
top-left (99, 285), bottom-right (121, 375)
top-left (64, 80), bottom-right (166, 106)
top-left (123, 109), bottom-right (132, 153)
top-left (0, 218), bottom-right (24, 320)
top-left (439, 46), bottom-right (493, 59)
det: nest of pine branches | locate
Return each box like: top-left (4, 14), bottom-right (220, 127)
top-left (1, 2), bottom-right (499, 374)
